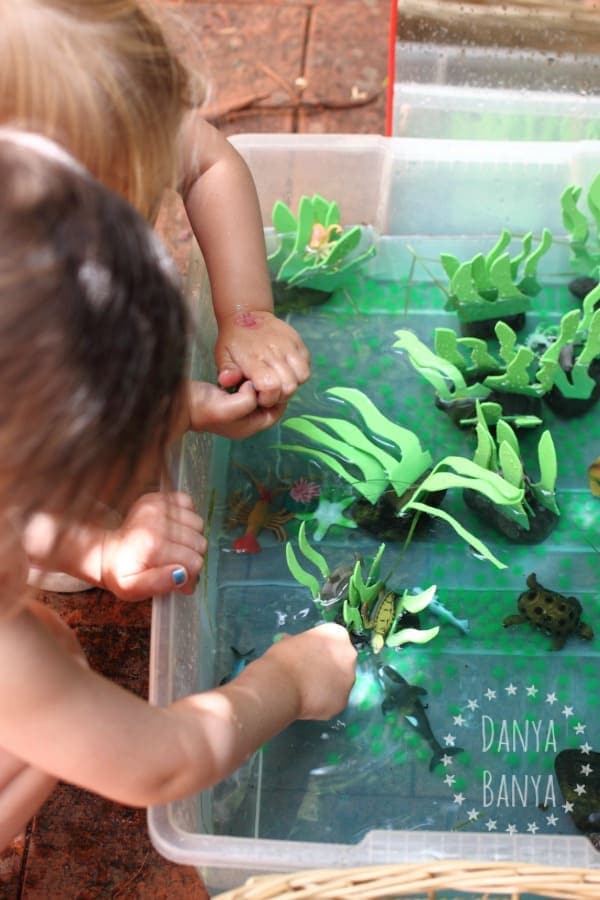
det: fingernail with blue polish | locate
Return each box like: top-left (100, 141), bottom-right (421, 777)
top-left (172, 567), bottom-right (187, 586)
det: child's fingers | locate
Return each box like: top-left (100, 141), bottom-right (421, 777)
top-left (164, 504), bottom-right (205, 537)
top-left (155, 540), bottom-right (204, 582)
top-left (163, 523), bottom-right (207, 558)
top-left (117, 563), bottom-right (196, 599)
top-left (162, 491), bottom-right (197, 512)
top-left (284, 342), bottom-right (311, 386)
top-left (217, 362), bottom-right (244, 389)
top-left (251, 358), bottom-right (299, 408)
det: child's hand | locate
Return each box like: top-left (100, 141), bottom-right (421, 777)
top-left (186, 380), bottom-right (286, 440)
top-left (101, 492), bottom-right (206, 601)
top-left (215, 310), bottom-right (311, 410)
top-left (265, 623), bottom-right (356, 721)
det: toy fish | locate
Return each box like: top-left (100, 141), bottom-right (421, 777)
top-left (555, 749), bottom-right (600, 836)
top-left (219, 646), bottom-right (254, 685)
top-left (589, 457), bottom-right (600, 497)
top-left (428, 597), bottom-right (470, 635)
top-left (504, 572), bottom-right (594, 651)
top-left (320, 559), bottom-right (358, 608)
top-left (378, 665), bottom-right (463, 771)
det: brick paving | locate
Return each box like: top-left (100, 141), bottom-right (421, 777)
top-left (0, 2), bottom-right (389, 897)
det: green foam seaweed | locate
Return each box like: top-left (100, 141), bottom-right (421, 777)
top-left (268, 193), bottom-right (376, 293)
top-left (285, 527), bottom-right (439, 652)
top-left (441, 229), bottom-right (552, 322)
top-left (276, 388), bottom-right (526, 568)
top-left (561, 174), bottom-right (600, 278)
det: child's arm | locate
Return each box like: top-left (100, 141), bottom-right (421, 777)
top-left (23, 492), bottom-right (206, 600)
top-left (0, 612), bottom-right (356, 807)
top-left (179, 115), bottom-right (311, 412)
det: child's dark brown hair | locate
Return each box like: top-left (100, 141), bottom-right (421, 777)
top-left (0, 132), bottom-right (189, 526)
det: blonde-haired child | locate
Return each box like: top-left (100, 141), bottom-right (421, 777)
top-left (0, 130), bottom-right (356, 849)
top-left (0, 0), bottom-right (311, 439)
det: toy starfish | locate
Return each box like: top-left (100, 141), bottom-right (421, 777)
top-left (296, 495), bottom-right (357, 541)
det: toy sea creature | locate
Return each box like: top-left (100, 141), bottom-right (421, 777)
top-left (378, 665), bottom-right (463, 772)
top-left (555, 749), bottom-right (600, 838)
top-left (503, 573), bottom-right (594, 650)
top-left (589, 457), bottom-right (600, 497)
top-left (289, 477), bottom-right (321, 504)
top-left (285, 523), bottom-right (439, 652)
top-left (295, 494), bottom-right (357, 541)
top-left (427, 596), bottom-right (470, 635)
top-left (320, 559), bottom-right (358, 607)
top-left (362, 588), bottom-right (427, 654)
top-left (361, 588), bottom-right (398, 654)
top-left (218, 646), bottom-right (255, 685)
top-left (228, 464), bottom-right (294, 554)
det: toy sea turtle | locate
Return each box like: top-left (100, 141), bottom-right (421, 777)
top-left (504, 572), bottom-right (594, 650)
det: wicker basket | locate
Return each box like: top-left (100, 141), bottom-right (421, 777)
top-left (213, 861), bottom-right (600, 899)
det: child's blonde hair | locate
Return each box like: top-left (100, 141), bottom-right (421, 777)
top-left (0, 0), bottom-right (194, 220)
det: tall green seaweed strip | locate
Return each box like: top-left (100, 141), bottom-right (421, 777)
top-left (285, 542), bottom-right (320, 602)
top-left (394, 329), bottom-right (491, 402)
top-left (402, 453), bottom-right (526, 566)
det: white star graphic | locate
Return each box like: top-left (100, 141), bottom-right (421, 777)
top-left (505, 824), bottom-right (517, 835)
top-left (484, 689), bottom-right (496, 701)
top-left (574, 723), bottom-right (586, 735)
top-left (443, 733), bottom-right (457, 747)
top-left (525, 684), bottom-right (538, 697)
top-left (466, 699), bottom-right (479, 711)
top-left (562, 801), bottom-right (574, 813)
top-left (574, 784), bottom-right (587, 796)
top-left (562, 705), bottom-right (574, 719)
top-left (453, 714), bottom-right (466, 726)
top-left (580, 742), bottom-right (592, 755)
top-left (485, 819), bottom-right (497, 831)
top-left (453, 792), bottom-right (465, 806)
top-left (527, 822), bottom-right (539, 834)
top-left (505, 683), bottom-right (517, 696)
top-left (580, 764), bottom-right (593, 776)
top-left (441, 754), bottom-right (454, 767)
top-left (545, 692), bottom-right (557, 705)
top-left (467, 809), bottom-right (479, 821)
top-left (546, 814), bottom-right (558, 827)
top-left (444, 773), bottom-right (456, 787)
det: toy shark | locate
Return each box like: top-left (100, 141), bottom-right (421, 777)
top-left (378, 664), bottom-right (463, 771)
top-left (428, 597), bottom-right (470, 635)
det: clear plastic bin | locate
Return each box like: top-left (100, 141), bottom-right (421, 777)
top-left (148, 135), bottom-right (600, 894)
top-left (393, 41), bottom-right (600, 140)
